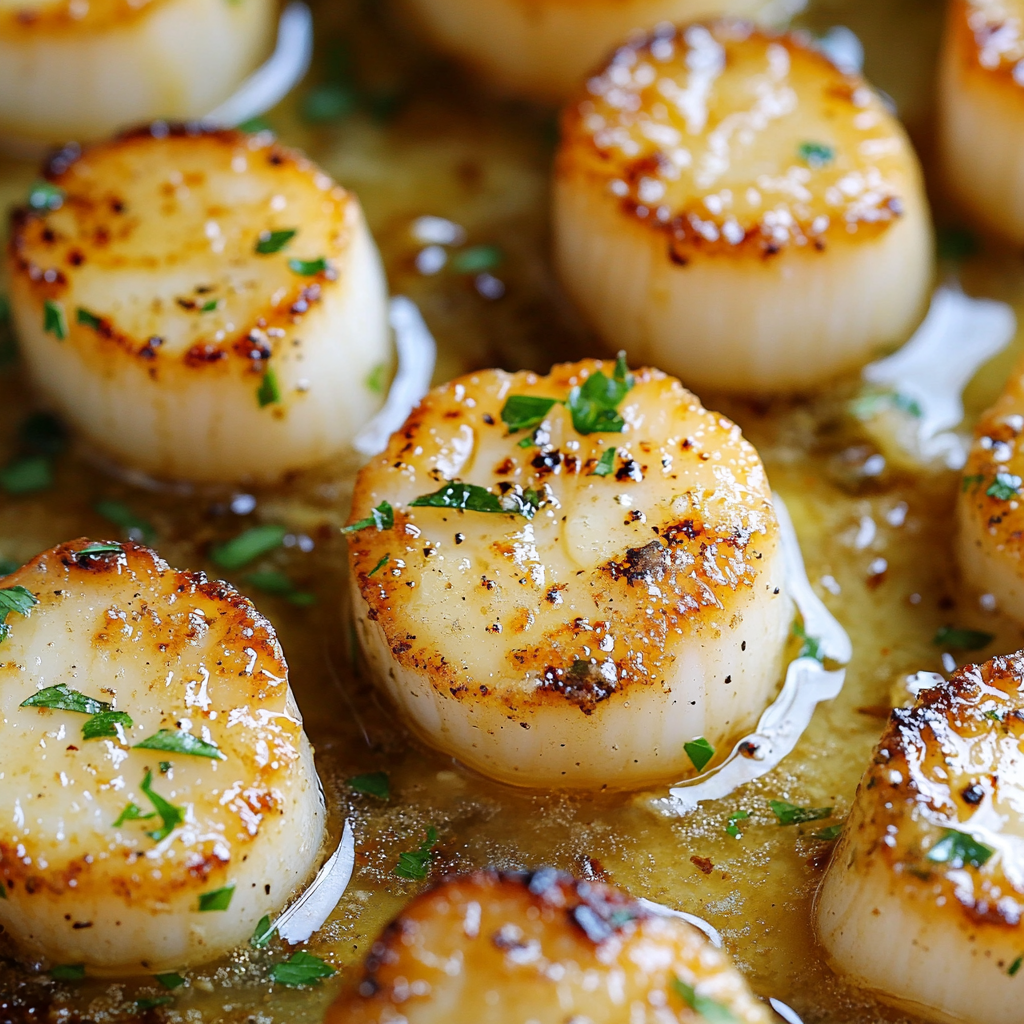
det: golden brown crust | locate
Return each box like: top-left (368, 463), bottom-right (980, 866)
top-left (949, 0), bottom-right (1024, 93)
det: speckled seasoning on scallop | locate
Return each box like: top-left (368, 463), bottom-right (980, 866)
top-left (554, 19), bottom-right (934, 393)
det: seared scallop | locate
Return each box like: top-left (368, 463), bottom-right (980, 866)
top-left (940, 0), bottom-right (1024, 244)
top-left (402, 0), bottom-right (796, 103)
top-left (346, 358), bottom-right (791, 789)
top-left (7, 124), bottom-right (390, 485)
top-left (957, 361), bottom-right (1024, 618)
top-left (0, 538), bottom-right (325, 976)
top-left (326, 869), bottom-right (774, 1024)
top-left (0, 0), bottom-right (275, 146)
top-left (554, 20), bottom-right (933, 394)
top-left (816, 651), bottom-right (1024, 1024)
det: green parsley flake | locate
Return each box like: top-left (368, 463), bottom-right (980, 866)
top-left (113, 802), bottom-right (153, 827)
top-left (933, 626), bottom-right (993, 651)
top-left (410, 481), bottom-right (538, 519)
top-left (135, 997), bottom-right (172, 1010)
top-left (210, 524), bottom-right (287, 570)
top-left (198, 884), bottom-right (235, 911)
top-left (288, 257), bottom-right (329, 276)
top-left (813, 824), bottom-right (844, 842)
top-left (50, 964), bottom-right (85, 981)
top-left (77, 541), bottom-right (123, 558)
top-left (395, 827), bottom-right (439, 880)
top-left (1010, 955), bottom-right (1023, 978)
top-left (793, 620), bottom-right (824, 661)
top-left (27, 181), bottom-right (64, 211)
top-left (43, 299), bottom-right (67, 340)
top-left (987, 472), bottom-right (1022, 501)
top-left (962, 474), bottom-right (985, 492)
top-left (343, 500), bottom-right (394, 535)
top-left (450, 244), bottom-right (503, 274)
top-left (769, 800), bottom-right (833, 826)
top-left (367, 554), bottom-right (390, 577)
top-left (255, 229), bottom-right (297, 255)
top-left (590, 447), bottom-right (617, 477)
top-left (154, 973), bottom-right (185, 990)
top-left (366, 362), bottom-right (388, 394)
top-left (20, 682), bottom-right (107, 715)
top-left (566, 353), bottom-right (633, 435)
top-left (500, 395), bottom-right (557, 434)
top-left (251, 915), bottom-right (274, 949)
top-left (671, 977), bottom-right (737, 1023)
top-left (94, 499), bottom-right (156, 543)
top-left (200, 299), bottom-right (219, 313)
top-left (141, 771), bottom-right (185, 841)
top-left (134, 729), bottom-right (225, 760)
top-left (798, 141), bottom-right (835, 168)
top-left (76, 308), bottom-right (103, 331)
top-left (270, 951), bottom-right (336, 987)
top-left (82, 710), bottom-right (133, 740)
top-left (348, 771), bottom-right (390, 799)
top-left (257, 367), bottom-right (282, 408)
top-left (726, 810), bottom-right (750, 839)
top-left (238, 116), bottom-right (273, 133)
top-left (684, 736), bottom-right (715, 773)
top-left (927, 829), bottom-right (994, 869)
top-left (0, 456), bottom-right (51, 495)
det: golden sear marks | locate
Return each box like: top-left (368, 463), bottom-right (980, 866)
top-left (953, 0), bottom-right (1024, 84)
top-left (7, 124), bottom-right (352, 380)
top-left (853, 652), bottom-right (1024, 928)
top-left (348, 359), bottom-right (780, 714)
top-left (558, 20), bottom-right (917, 263)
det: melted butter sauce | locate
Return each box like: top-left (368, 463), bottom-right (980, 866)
top-left (2, 0), bottom-right (1024, 1021)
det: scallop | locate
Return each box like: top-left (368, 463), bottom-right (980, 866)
top-left (346, 358), bottom-right (790, 789)
top-left (815, 651), bottom-right (1024, 1024)
top-left (7, 124), bottom-right (390, 485)
top-left (957, 365), bottom-right (1024, 618)
top-left (0, 538), bottom-right (325, 976)
top-left (326, 868), bottom-right (774, 1024)
top-left (554, 20), bottom-right (934, 394)
top-left (0, 0), bottom-right (275, 146)
top-left (940, 0), bottom-right (1024, 245)
top-left (402, 0), bottom-right (797, 103)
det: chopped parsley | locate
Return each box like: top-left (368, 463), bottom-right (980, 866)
top-left (251, 915), bottom-right (274, 949)
top-left (244, 570), bottom-right (316, 606)
top-left (77, 541), bottom-right (123, 558)
top-left (367, 554), bottom-right (389, 577)
top-left (671, 977), bottom-right (737, 1023)
top-left (76, 307), bottom-right (102, 331)
top-left (270, 950), bottom-right (336, 987)
top-left (793, 620), bottom-right (824, 661)
top-left (209, 524), bottom-right (287, 570)
top-left (962, 474), bottom-right (985, 492)
top-left (812, 824), bottom-right (844, 842)
top-left (238, 116), bottom-right (273, 133)
top-left (395, 826), bottom-right (439, 880)
top-left (20, 682), bottom-right (107, 714)
top-left (410, 481), bottom-right (539, 519)
top-left (135, 997), bottom-right (172, 1010)
top-left (288, 257), bottom-right (328, 276)
top-left (987, 472), bottom-right (1021, 501)
top-left (726, 810), bottom-right (750, 839)
top-left (590, 447), bottom-right (617, 477)
top-left (134, 729), bottom-right (225, 760)
top-left (154, 973), bottom-right (184, 989)
top-left (500, 395), bottom-right (558, 434)
top-left (81, 710), bottom-right (133, 740)
top-left (769, 800), bottom-right (833, 826)
top-left (254, 229), bottom-right (297, 255)
top-left (933, 626), bottom-right (993, 651)
top-left (43, 299), bottom-right (67, 340)
top-left (566, 353), bottom-right (632, 435)
top-left (798, 141), bottom-right (836, 168)
top-left (342, 500), bottom-right (394, 535)
top-left (450, 244), bottom-right (503, 274)
top-left (0, 456), bottom-right (51, 495)
top-left (199, 299), bottom-right (219, 313)
top-left (684, 736), bottom-right (715, 773)
top-left (257, 367), bottom-right (281, 408)
top-left (198, 884), bottom-right (235, 911)
top-left (49, 964), bottom-right (85, 981)
top-left (27, 181), bottom-right (64, 211)
top-left (113, 802), bottom-right (153, 827)
top-left (94, 499), bottom-right (155, 543)
top-left (366, 361), bottom-right (388, 394)
top-left (113, 771), bottom-right (184, 841)
top-left (0, 584), bottom-right (38, 645)
top-left (1010, 955), bottom-right (1023, 977)
top-left (849, 388), bottom-right (922, 421)
top-left (926, 829), bottom-right (993, 869)
top-left (348, 771), bottom-right (390, 799)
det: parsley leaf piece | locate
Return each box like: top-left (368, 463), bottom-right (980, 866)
top-left (770, 800), bottom-right (833, 826)
top-left (0, 456), bottom-right (52, 495)
top-left (590, 447), bottom-right (617, 477)
top-left (987, 472), bottom-right (1022, 501)
top-left (82, 710), bottom-right (133, 740)
top-left (684, 736), bottom-right (715, 772)
top-left (154, 973), bottom-right (185, 989)
top-left (671, 977), bottom-right (737, 1023)
top-left (933, 626), bottom-right (993, 651)
top-left (199, 299), bottom-right (219, 313)
top-left (792, 620), bottom-right (824, 661)
top-left (288, 257), bottom-right (328, 276)
top-left (410, 481), bottom-right (504, 514)
top-left (367, 554), bottom-right (389, 577)
top-left (113, 802), bottom-right (153, 827)
top-left (0, 584), bottom-right (38, 620)
top-left (210, 524), bottom-right (287, 570)
top-left (27, 181), bottom-right (64, 211)
top-left (450, 244), bottom-right (503, 274)
top-left (245, 570), bottom-right (316, 606)
top-left (198, 884), bottom-right (235, 911)
top-left (271, 950), bottom-right (336, 987)
top-left (395, 827), bottom-right (439, 880)
top-left (798, 141), bottom-right (835, 168)
top-left (1010, 955), bottom-right (1023, 978)
top-left (342, 500), bottom-right (394, 534)
top-left (77, 542), bottom-right (123, 558)
top-left (251, 915), bottom-right (274, 949)
top-left (43, 299), bottom-right (67, 340)
top-left (135, 997), bottom-right (172, 1010)
top-left (254, 229), bottom-right (297, 255)
top-left (257, 367), bottom-right (281, 408)
top-left (20, 683), bottom-right (108, 714)
top-left (348, 771), bottom-right (390, 800)
top-left (0, 558), bottom-right (18, 576)
top-left (726, 809), bottom-right (750, 839)
top-left (50, 964), bottom-right (85, 981)
top-left (565, 354), bottom-right (633, 435)
top-left (500, 395), bottom-right (558, 434)
top-left (927, 829), bottom-right (994, 869)
top-left (366, 362), bottom-right (388, 394)
top-left (134, 729), bottom-right (225, 760)
top-left (962, 474), bottom-right (985, 492)
top-left (141, 770), bottom-right (185, 841)
top-left (0, 882), bottom-right (6, 898)
top-left (238, 115), bottom-right (273, 133)
top-left (94, 499), bottom-right (155, 543)
top-left (76, 307), bottom-right (103, 331)
top-left (813, 824), bottom-right (844, 841)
